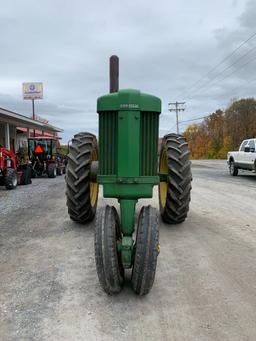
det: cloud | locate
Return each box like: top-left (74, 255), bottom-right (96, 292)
top-left (0, 0), bottom-right (254, 142)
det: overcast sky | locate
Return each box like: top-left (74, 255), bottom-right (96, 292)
top-left (1, 0), bottom-right (256, 143)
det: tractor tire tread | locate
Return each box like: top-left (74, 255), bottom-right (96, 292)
top-left (95, 206), bottom-right (124, 294)
top-left (159, 133), bottom-right (192, 224)
top-left (5, 168), bottom-right (18, 190)
top-left (66, 132), bottom-right (98, 223)
top-left (132, 206), bottom-right (159, 296)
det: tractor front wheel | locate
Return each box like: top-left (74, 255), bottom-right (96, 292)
top-left (95, 206), bottom-right (124, 295)
top-left (5, 168), bottom-right (18, 190)
top-left (66, 132), bottom-right (98, 223)
top-left (131, 206), bottom-right (159, 295)
top-left (159, 134), bottom-right (192, 224)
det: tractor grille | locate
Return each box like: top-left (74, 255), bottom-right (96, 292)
top-left (99, 111), bottom-right (117, 175)
top-left (99, 111), bottom-right (159, 176)
top-left (140, 112), bottom-right (159, 176)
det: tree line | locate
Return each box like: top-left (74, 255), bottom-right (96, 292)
top-left (183, 98), bottom-right (256, 159)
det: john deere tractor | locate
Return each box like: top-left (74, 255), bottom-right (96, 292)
top-left (66, 56), bottom-right (192, 295)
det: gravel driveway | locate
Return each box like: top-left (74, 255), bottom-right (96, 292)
top-left (0, 161), bottom-right (256, 341)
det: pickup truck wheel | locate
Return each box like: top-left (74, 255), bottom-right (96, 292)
top-left (229, 161), bottom-right (238, 176)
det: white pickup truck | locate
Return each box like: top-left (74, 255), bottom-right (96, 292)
top-left (227, 138), bottom-right (256, 176)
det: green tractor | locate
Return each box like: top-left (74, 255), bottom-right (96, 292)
top-left (66, 56), bottom-right (192, 295)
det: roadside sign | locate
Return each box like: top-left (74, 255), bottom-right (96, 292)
top-left (23, 82), bottom-right (43, 100)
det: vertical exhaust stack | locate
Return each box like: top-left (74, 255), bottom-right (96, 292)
top-left (109, 55), bottom-right (119, 93)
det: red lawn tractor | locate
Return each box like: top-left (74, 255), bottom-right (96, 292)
top-left (28, 137), bottom-right (66, 178)
top-left (0, 147), bottom-right (18, 189)
top-left (0, 147), bottom-right (31, 190)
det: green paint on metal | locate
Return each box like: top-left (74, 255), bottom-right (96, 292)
top-left (117, 110), bottom-right (140, 177)
top-left (97, 88), bottom-right (161, 269)
top-left (119, 199), bottom-right (137, 235)
top-left (121, 236), bottom-right (134, 268)
top-left (140, 112), bottom-right (159, 175)
top-left (97, 89), bottom-right (161, 113)
top-left (98, 175), bottom-right (159, 184)
top-left (98, 175), bottom-right (159, 199)
top-left (99, 111), bottom-right (117, 175)
top-left (102, 183), bottom-right (155, 199)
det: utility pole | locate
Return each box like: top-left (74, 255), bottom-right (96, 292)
top-left (168, 101), bottom-right (185, 134)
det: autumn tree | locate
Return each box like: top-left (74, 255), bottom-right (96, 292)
top-left (183, 97), bottom-right (256, 159)
top-left (225, 98), bottom-right (256, 149)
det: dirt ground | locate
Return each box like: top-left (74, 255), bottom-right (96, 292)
top-left (1, 160), bottom-right (256, 341)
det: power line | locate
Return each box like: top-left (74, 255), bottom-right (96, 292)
top-left (186, 45), bottom-right (256, 100)
top-left (179, 115), bottom-right (207, 124)
top-left (177, 30), bottom-right (256, 99)
top-left (187, 52), bottom-right (256, 100)
top-left (167, 114), bottom-right (211, 133)
top-left (214, 53), bottom-right (256, 83)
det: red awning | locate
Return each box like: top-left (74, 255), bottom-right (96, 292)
top-left (17, 127), bottom-right (59, 138)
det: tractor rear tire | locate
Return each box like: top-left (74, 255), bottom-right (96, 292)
top-left (159, 134), bottom-right (192, 224)
top-left (131, 206), bottom-right (159, 296)
top-left (5, 168), bottom-right (18, 190)
top-left (95, 205), bottom-right (124, 295)
top-left (47, 164), bottom-right (57, 178)
top-left (66, 132), bottom-right (99, 223)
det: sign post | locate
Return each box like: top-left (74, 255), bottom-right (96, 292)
top-left (22, 82), bottom-right (43, 137)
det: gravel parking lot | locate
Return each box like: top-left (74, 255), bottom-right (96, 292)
top-left (1, 161), bottom-right (256, 341)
